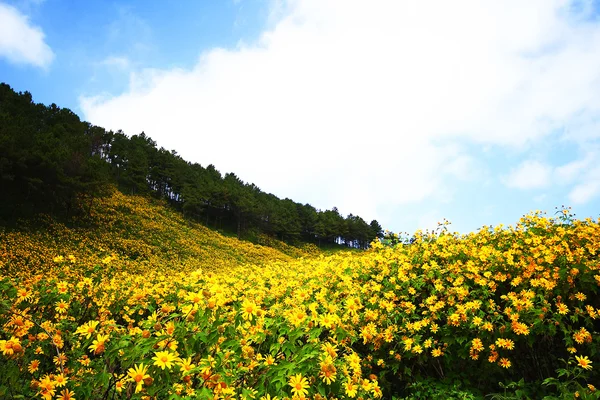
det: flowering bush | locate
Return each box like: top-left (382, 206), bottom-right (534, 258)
top-left (1, 207), bottom-right (599, 399)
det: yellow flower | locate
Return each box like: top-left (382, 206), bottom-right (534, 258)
top-left (471, 338), bottom-right (484, 352)
top-left (178, 356), bottom-right (196, 375)
top-left (288, 374), bottom-right (309, 397)
top-left (319, 357), bottom-right (337, 385)
top-left (38, 375), bottom-right (55, 400)
top-left (557, 303), bottom-right (569, 315)
top-left (432, 348), bottom-right (443, 357)
top-left (152, 350), bottom-right (178, 370)
top-left (575, 355), bottom-right (593, 370)
top-left (260, 395), bottom-right (279, 400)
top-left (0, 337), bottom-right (22, 356)
top-left (75, 321), bottom-right (99, 339)
top-left (56, 389), bottom-right (76, 400)
top-left (54, 300), bottom-right (69, 314)
top-left (15, 287), bottom-right (32, 302)
top-left (264, 354), bottom-right (276, 366)
top-left (344, 380), bottom-right (358, 398)
top-left (53, 373), bottom-right (68, 387)
top-left (88, 334), bottom-right (109, 354)
top-left (289, 308), bottom-right (308, 326)
top-left (241, 299), bottom-right (258, 321)
top-left (319, 313), bottom-right (336, 329)
top-left (115, 379), bottom-right (125, 393)
top-left (128, 363), bottom-right (150, 393)
top-left (28, 359), bottom-right (40, 373)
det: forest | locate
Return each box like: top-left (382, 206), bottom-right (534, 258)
top-left (0, 83), bottom-right (383, 248)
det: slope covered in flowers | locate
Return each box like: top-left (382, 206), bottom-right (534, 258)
top-left (1, 209), bottom-right (600, 399)
top-left (0, 189), bottom-right (318, 279)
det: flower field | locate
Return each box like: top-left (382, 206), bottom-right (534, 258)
top-left (1, 202), bottom-right (600, 399)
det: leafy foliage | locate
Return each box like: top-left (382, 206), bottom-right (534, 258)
top-left (1, 207), bottom-right (599, 398)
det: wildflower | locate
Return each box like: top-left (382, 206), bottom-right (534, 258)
top-left (88, 334), bottom-right (109, 354)
top-left (152, 350), bottom-right (178, 370)
top-left (321, 342), bottom-right (338, 359)
top-left (54, 354), bottom-right (68, 366)
top-left (260, 395), bottom-right (279, 400)
top-left (38, 375), bottom-right (55, 400)
top-left (575, 355), bottom-right (593, 370)
top-left (575, 292), bottom-right (587, 301)
top-left (482, 322), bottom-right (494, 332)
top-left (78, 355), bottom-right (90, 366)
top-left (178, 357), bottom-right (196, 375)
top-left (288, 374), bottom-right (309, 397)
top-left (16, 288), bottom-right (32, 302)
top-left (53, 373), bottom-right (68, 387)
top-left (573, 328), bottom-right (592, 344)
top-left (511, 321), bottom-right (530, 336)
top-left (28, 359), bottom-right (40, 373)
top-left (57, 388), bottom-right (75, 400)
top-left (319, 313), bottom-right (336, 329)
top-left (471, 338), bottom-right (484, 352)
top-left (495, 338), bottom-right (515, 350)
top-left (241, 299), bottom-right (258, 321)
top-left (499, 358), bottom-right (511, 368)
top-left (75, 321), bottom-right (99, 339)
top-left (289, 308), bottom-right (308, 326)
top-left (371, 380), bottom-right (383, 398)
top-left (557, 303), bottom-right (568, 315)
top-left (0, 337), bottom-right (22, 356)
top-left (115, 379), bottom-right (125, 393)
top-left (319, 357), bottom-right (337, 384)
top-left (264, 354), bottom-right (276, 366)
top-left (344, 380), bottom-right (358, 398)
top-left (53, 334), bottom-right (64, 349)
top-left (128, 363), bottom-right (150, 393)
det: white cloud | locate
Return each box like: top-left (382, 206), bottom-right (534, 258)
top-left (567, 160), bottom-right (600, 204)
top-left (554, 149), bottom-right (600, 204)
top-left (569, 179), bottom-right (600, 204)
top-left (504, 160), bottom-right (553, 189)
top-left (0, 2), bottom-right (53, 68)
top-left (81, 0), bottom-right (600, 226)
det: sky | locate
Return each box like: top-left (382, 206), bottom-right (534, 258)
top-left (1, 0), bottom-right (600, 235)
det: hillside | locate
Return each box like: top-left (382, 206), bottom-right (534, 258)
top-left (0, 83), bottom-right (383, 248)
top-left (0, 187), bottom-right (319, 278)
top-left (1, 208), bottom-right (599, 399)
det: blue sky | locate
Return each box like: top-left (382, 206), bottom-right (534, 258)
top-left (1, 0), bottom-right (600, 235)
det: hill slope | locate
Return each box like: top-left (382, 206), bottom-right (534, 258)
top-left (1, 210), bottom-right (599, 399)
top-left (0, 188), bottom-right (319, 278)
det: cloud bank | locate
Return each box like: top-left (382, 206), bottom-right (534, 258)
top-left (0, 2), bottom-right (53, 68)
top-left (81, 0), bottom-right (600, 229)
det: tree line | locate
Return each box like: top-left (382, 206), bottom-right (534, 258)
top-left (0, 83), bottom-right (383, 248)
